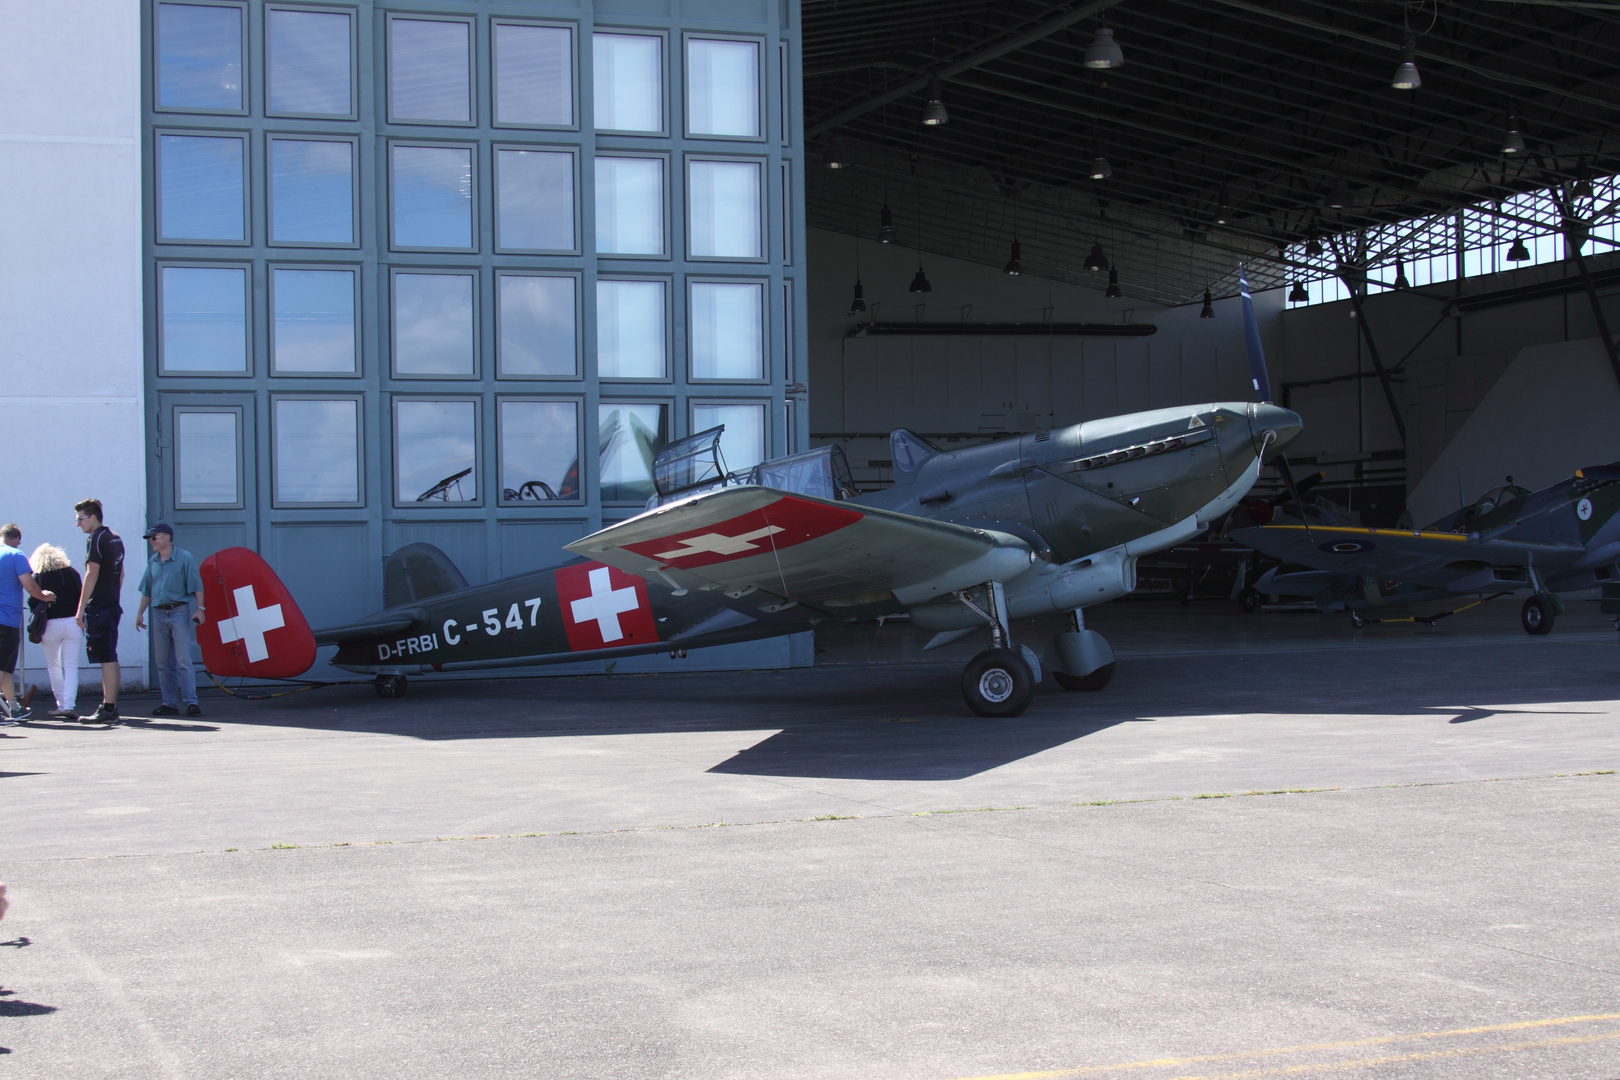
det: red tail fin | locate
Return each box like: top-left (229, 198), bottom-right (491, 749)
top-left (198, 548), bottom-right (317, 679)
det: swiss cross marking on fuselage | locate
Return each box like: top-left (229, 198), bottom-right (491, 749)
top-left (216, 584), bottom-right (285, 663)
top-left (554, 562), bottom-right (658, 652)
top-left (654, 525), bottom-right (785, 561)
top-left (570, 567), bottom-right (640, 642)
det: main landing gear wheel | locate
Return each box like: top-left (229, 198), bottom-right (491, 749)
top-left (1240, 588), bottom-right (1261, 613)
top-left (1521, 595), bottom-right (1555, 636)
top-left (962, 648), bottom-right (1034, 718)
top-left (374, 674), bottom-right (408, 698)
top-left (1052, 663), bottom-right (1116, 692)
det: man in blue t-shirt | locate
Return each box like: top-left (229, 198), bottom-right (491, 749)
top-left (0, 524), bottom-right (58, 723)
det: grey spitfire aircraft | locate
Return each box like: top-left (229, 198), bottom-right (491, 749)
top-left (197, 284), bottom-right (1299, 716)
top-left (1230, 463), bottom-right (1620, 636)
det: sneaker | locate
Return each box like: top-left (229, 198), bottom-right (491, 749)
top-left (5, 700), bottom-right (28, 722)
top-left (151, 704), bottom-right (180, 717)
top-left (48, 708), bottom-right (77, 721)
top-left (86, 704), bottom-right (120, 726)
top-left (185, 703), bottom-right (202, 717)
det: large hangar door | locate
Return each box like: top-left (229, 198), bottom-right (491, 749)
top-left (825, 333), bottom-right (1233, 489)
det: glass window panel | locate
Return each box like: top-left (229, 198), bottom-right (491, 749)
top-left (687, 160), bottom-right (760, 258)
top-left (389, 18), bottom-right (470, 122)
top-left (395, 400), bottom-right (478, 504)
top-left (498, 275), bottom-right (577, 377)
top-left (268, 8), bottom-right (352, 116)
top-left (495, 23), bottom-right (573, 126)
top-left (691, 402), bottom-right (766, 473)
top-left (594, 156), bottom-right (664, 255)
top-left (500, 401), bottom-right (580, 501)
top-left (157, 3), bottom-right (243, 111)
top-left (159, 134), bottom-right (245, 241)
top-left (176, 410), bottom-right (240, 506)
top-left (392, 145), bottom-right (473, 248)
top-left (598, 402), bottom-right (669, 502)
top-left (593, 33), bottom-right (661, 132)
top-left (496, 149), bottom-right (575, 251)
top-left (596, 280), bottom-right (666, 379)
top-left (275, 398), bottom-right (359, 504)
top-left (393, 273), bottom-right (474, 376)
top-left (160, 265), bottom-right (247, 373)
top-left (270, 139), bottom-right (354, 244)
top-left (272, 268), bottom-right (356, 374)
top-left (690, 281), bottom-right (763, 379)
top-left (687, 38), bottom-right (759, 137)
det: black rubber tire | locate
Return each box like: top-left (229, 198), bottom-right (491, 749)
top-left (961, 648), bottom-right (1035, 718)
top-left (1240, 588), bottom-right (1261, 613)
top-left (374, 674), bottom-right (408, 698)
top-left (1350, 612), bottom-right (1367, 629)
top-left (1052, 662), bottom-right (1116, 692)
top-left (1521, 595), bottom-right (1555, 636)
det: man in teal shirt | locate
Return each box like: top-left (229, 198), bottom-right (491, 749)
top-left (134, 524), bottom-right (205, 717)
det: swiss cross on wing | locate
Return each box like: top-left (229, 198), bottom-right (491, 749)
top-left (554, 562), bottom-right (659, 652)
top-left (622, 495), bottom-right (863, 570)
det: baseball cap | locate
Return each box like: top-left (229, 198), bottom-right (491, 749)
top-left (142, 523), bottom-right (174, 539)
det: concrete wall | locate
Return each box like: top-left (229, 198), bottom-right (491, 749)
top-left (0, 1), bottom-right (147, 692)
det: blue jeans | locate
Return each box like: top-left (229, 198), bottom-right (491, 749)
top-left (151, 604), bottom-right (198, 707)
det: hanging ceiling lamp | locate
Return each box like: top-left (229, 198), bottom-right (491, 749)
top-left (921, 77), bottom-right (949, 127)
top-left (878, 204), bottom-right (896, 244)
top-left (1083, 243), bottom-right (1109, 271)
top-left (849, 278), bottom-right (868, 313)
top-left (1393, 258), bottom-right (1410, 289)
top-left (1506, 236), bottom-right (1530, 262)
top-left (1199, 290), bottom-right (1215, 318)
top-left (823, 136), bottom-right (852, 170)
top-left (1572, 164), bottom-right (1596, 199)
top-left (1083, 28), bottom-right (1125, 69)
top-left (1089, 154), bottom-right (1113, 180)
top-left (1325, 183), bottom-right (1355, 210)
top-left (1288, 281), bottom-right (1309, 303)
top-left (1003, 240), bottom-right (1022, 276)
top-left (1104, 267), bottom-right (1122, 298)
top-left (909, 265), bottom-right (932, 293)
top-left (1391, 32), bottom-right (1421, 90)
top-left (1306, 234), bottom-right (1324, 257)
top-left (1501, 112), bottom-right (1526, 155)
top-left (1214, 187), bottom-right (1232, 225)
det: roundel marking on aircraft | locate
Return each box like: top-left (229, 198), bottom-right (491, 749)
top-left (1319, 539), bottom-right (1375, 554)
top-left (1577, 497), bottom-right (1594, 521)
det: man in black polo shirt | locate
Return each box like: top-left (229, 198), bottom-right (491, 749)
top-left (74, 499), bottom-right (124, 726)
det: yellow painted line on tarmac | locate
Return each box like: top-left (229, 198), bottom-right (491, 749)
top-left (947, 1012), bottom-right (1620, 1080)
top-left (1162, 1029), bottom-right (1620, 1080)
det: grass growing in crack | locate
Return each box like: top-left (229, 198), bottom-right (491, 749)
top-left (913, 806), bottom-right (1031, 816)
top-left (270, 842), bottom-right (301, 849)
top-left (814, 814), bottom-right (857, 821)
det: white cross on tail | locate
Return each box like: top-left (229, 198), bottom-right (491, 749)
top-left (215, 584), bottom-right (285, 663)
top-left (570, 567), bottom-right (639, 642)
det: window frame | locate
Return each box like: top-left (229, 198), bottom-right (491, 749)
top-left (384, 11), bottom-right (477, 128)
top-left (595, 274), bottom-right (672, 384)
top-left (269, 393), bottom-right (365, 509)
top-left (155, 128), bottom-right (251, 246)
top-left (491, 18), bottom-right (579, 132)
top-left (388, 266), bottom-right (481, 382)
top-left (155, 260), bottom-right (253, 377)
top-left (263, 3), bottom-right (358, 122)
top-left (598, 397), bottom-right (673, 506)
top-left (268, 261), bottom-right (362, 378)
top-left (172, 404), bottom-right (247, 510)
top-left (686, 276), bottom-right (770, 385)
top-left (265, 131), bottom-right (360, 248)
top-left (496, 395), bottom-right (585, 506)
top-left (492, 142), bottom-right (582, 256)
top-left (152, 0), bottom-right (249, 117)
top-left (387, 139), bottom-right (479, 254)
top-left (688, 396), bottom-right (771, 475)
top-left (495, 269), bottom-right (582, 381)
top-left (590, 28), bottom-right (669, 137)
top-left (593, 150), bottom-right (670, 260)
top-left (683, 153), bottom-right (767, 263)
top-left (390, 394), bottom-right (485, 509)
top-left (681, 32), bottom-right (767, 143)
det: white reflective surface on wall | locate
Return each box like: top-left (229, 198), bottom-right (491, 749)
top-left (594, 156), bottom-right (664, 255)
top-left (690, 281), bottom-right (762, 379)
top-left (692, 401), bottom-right (765, 472)
top-left (596, 279), bottom-right (666, 379)
top-left (592, 33), bottom-right (661, 132)
top-left (687, 38), bottom-right (759, 137)
top-left (687, 159), bottom-right (760, 258)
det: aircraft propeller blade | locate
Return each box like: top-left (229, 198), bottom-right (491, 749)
top-left (1238, 266), bottom-right (1273, 404)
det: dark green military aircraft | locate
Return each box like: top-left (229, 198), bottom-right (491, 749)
top-left (1231, 464), bottom-right (1620, 635)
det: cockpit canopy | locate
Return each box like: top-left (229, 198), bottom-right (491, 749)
top-left (1458, 484), bottom-right (1531, 525)
top-left (649, 426), bottom-right (856, 508)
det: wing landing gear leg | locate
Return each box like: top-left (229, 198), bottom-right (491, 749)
top-left (374, 674), bottom-right (408, 698)
top-left (1522, 568), bottom-right (1559, 636)
top-left (955, 582), bottom-right (1036, 718)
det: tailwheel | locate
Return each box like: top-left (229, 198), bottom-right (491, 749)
top-left (961, 648), bottom-right (1034, 718)
top-left (1350, 612), bottom-right (1366, 629)
top-left (374, 674), bottom-right (408, 698)
top-left (1521, 595), bottom-right (1555, 636)
top-left (1052, 663), bottom-right (1115, 692)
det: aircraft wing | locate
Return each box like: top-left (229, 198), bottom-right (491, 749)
top-left (566, 485), bottom-right (1033, 608)
top-left (1232, 524), bottom-right (1583, 588)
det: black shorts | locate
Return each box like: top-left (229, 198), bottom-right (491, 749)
top-left (84, 604), bottom-right (120, 664)
top-left (0, 624), bottom-right (17, 675)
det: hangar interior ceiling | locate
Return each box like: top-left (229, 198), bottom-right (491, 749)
top-left (803, 0), bottom-right (1620, 306)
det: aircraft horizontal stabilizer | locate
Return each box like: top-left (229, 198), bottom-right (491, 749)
top-left (567, 485), bottom-right (1034, 609)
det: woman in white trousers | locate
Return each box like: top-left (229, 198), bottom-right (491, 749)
top-left (30, 544), bottom-right (83, 719)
